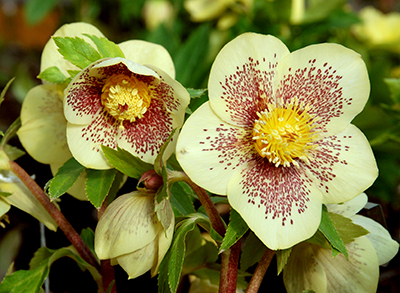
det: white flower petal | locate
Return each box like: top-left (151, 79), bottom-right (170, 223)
top-left (176, 102), bottom-right (252, 195)
top-left (208, 33), bottom-right (290, 127)
top-left (41, 22), bottom-right (105, 77)
top-left (283, 242), bottom-right (328, 293)
top-left (275, 43), bottom-right (370, 136)
top-left (228, 160), bottom-right (322, 250)
top-left (326, 193), bottom-right (368, 217)
top-left (95, 191), bottom-right (161, 259)
top-left (306, 124), bottom-right (378, 204)
top-left (352, 214), bottom-right (399, 266)
top-left (18, 84), bottom-right (70, 164)
top-left (113, 240), bottom-right (158, 279)
top-left (66, 118), bottom-right (114, 170)
top-left (118, 40), bottom-right (176, 78)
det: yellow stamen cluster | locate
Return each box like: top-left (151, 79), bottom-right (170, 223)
top-left (252, 99), bottom-right (318, 167)
top-left (101, 74), bottom-right (152, 127)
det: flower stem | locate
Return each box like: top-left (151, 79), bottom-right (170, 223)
top-left (180, 173), bottom-right (226, 237)
top-left (219, 240), bottom-right (241, 293)
top-left (9, 160), bottom-right (100, 271)
top-left (245, 248), bottom-right (275, 293)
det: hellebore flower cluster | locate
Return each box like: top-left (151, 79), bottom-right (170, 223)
top-left (176, 33), bottom-right (378, 250)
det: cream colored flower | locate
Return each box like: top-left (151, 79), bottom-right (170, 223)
top-left (94, 191), bottom-right (174, 279)
top-left (283, 193), bottom-right (399, 293)
top-left (352, 6), bottom-right (400, 53)
top-left (176, 33), bottom-right (378, 250)
top-left (18, 22), bottom-right (185, 175)
top-left (142, 0), bottom-right (175, 31)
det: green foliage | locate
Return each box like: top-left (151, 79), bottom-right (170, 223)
top-left (83, 34), bottom-right (125, 58)
top-left (240, 232), bottom-right (266, 272)
top-left (170, 182), bottom-right (196, 217)
top-left (0, 246), bottom-right (101, 293)
top-left (53, 36), bottom-right (102, 69)
top-left (48, 157), bottom-right (86, 199)
top-left (37, 66), bottom-right (68, 84)
top-left (86, 168), bottom-right (117, 208)
top-left (158, 213), bottom-right (211, 293)
top-left (219, 209), bottom-right (248, 252)
top-left (276, 248), bottom-right (292, 275)
top-left (24, 0), bottom-right (57, 25)
top-left (101, 146), bottom-right (153, 179)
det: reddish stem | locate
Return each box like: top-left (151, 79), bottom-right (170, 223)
top-left (245, 248), bottom-right (275, 293)
top-left (9, 160), bottom-right (100, 271)
top-left (219, 240), bottom-right (241, 293)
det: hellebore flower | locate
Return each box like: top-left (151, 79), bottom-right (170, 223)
top-left (283, 193), bottom-right (399, 293)
top-left (64, 56), bottom-right (189, 169)
top-left (176, 33), bottom-right (378, 250)
top-left (94, 191), bottom-right (174, 279)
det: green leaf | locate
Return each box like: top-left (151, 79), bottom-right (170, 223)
top-left (0, 77), bottom-right (14, 108)
top-left (80, 228), bottom-right (96, 256)
top-left (384, 78), bottom-right (400, 104)
top-left (318, 206), bottom-right (348, 259)
top-left (24, 0), bottom-right (57, 25)
top-left (0, 246), bottom-right (101, 293)
top-left (101, 146), bottom-right (153, 179)
top-left (155, 165), bottom-right (169, 204)
top-left (3, 144), bottom-right (25, 161)
top-left (86, 168), bottom-right (117, 208)
top-left (37, 66), bottom-right (68, 83)
top-left (53, 36), bottom-right (102, 69)
top-left (329, 212), bottom-right (369, 245)
top-left (0, 262), bottom-right (49, 293)
top-left (276, 248), bottom-right (292, 275)
top-left (187, 88), bottom-right (207, 99)
top-left (67, 70), bottom-right (81, 79)
top-left (48, 157), bottom-right (86, 199)
top-left (240, 232), bottom-right (266, 271)
top-left (170, 182), bottom-right (196, 217)
top-left (0, 117), bottom-right (21, 150)
top-left (182, 238), bottom-right (218, 275)
top-left (106, 171), bottom-right (126, 204)
top-left (158, 214), bottom-right (211, 293)
top-left (83, 34), bottom-right (125, 58)
top-left (220, 209), bottom-right (248, 252)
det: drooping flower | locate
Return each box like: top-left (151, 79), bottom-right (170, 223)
top-left (283, 193), bottom-right (399, 293)
top-left (352, 6), bottom-right (400, 53)
top-left (94, 191), bottom-right (174, 279)
top-left (176, 33), bottom-right (378, 250)
top-left (64, 56), bottom-right (189, 169)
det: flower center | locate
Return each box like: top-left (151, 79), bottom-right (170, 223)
top-left (252, 100), bottom-right (318, 167)
top-left (101, 74), bottom-right (152, 126)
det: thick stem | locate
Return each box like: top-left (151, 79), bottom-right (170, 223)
top-left (9, 160), bottom-right (100, 271)
top-left (181, 174), bottom-right (226, 236)
top-left (219, 240), bottom-right (241, 293)
top-left (245, 248), bottom-right (275, 293)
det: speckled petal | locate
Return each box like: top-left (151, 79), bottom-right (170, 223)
top-left (118, 40), bottom-right (176, 78)
top-left (66, 115), bottom-right (116, 170)
top-left (305, 124), bottom-right (378, 204)
top-left (227, 159), bottom-right (322, 250)
top-left (208, 33), bottom-right (290, 127)
top-left (275, 43), bottom-right (370, 136)
top-left (41, 22), bottom-right (105, 77)
top-left (95, 191), bottom-right (161, 259)
top-left (176, 102), bottom-right (252, 195)
top-left (18, 84), bottom-right (70, 164)
top-left (118, 65), bottom-right (189, 164)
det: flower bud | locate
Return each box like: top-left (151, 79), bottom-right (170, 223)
top-left (95, 190), bottom-right (174, 279)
